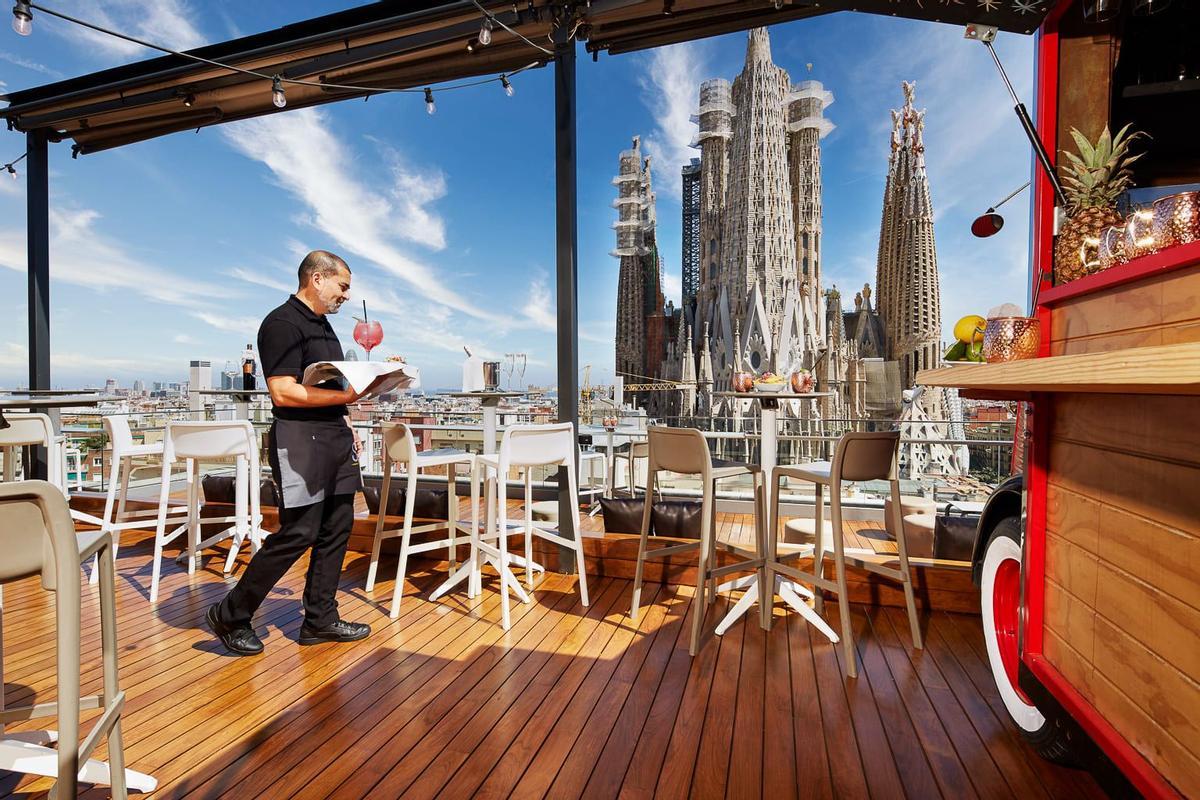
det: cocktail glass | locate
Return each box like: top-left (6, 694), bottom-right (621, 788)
top-left (354, 320), bottom-right (383, 360)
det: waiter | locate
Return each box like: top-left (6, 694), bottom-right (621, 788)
top-left (207, 250), bottom-right (371, 656)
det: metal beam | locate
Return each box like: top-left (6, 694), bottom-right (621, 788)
top-left (554, 33), bottom-right (579, 571)
top-left (26, 130), bottom-right (50, 480)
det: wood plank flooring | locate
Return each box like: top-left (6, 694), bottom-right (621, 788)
top-left (0, 525), bottom-right (1103, 799)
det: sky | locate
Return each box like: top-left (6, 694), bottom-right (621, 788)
top-left (0, 1), bottom-right (1035, 390)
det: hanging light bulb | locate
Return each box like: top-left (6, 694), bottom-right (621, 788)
top-left (11, 1), bottom-right (32, 36)
top-left (424, 87), bottom-right (436, 115)
top-left (501, 75), bottom-right (514, 97)
top-left (182, 92), bottom-right (196, 108)
top-left (5, 163), bottom-right (16, 180)
top-left (271, 75), bottom-right (287, 109)
top-left (479, 17), bottom-right (493, 46)
top-left (466, 37), bottom-right (478, 53)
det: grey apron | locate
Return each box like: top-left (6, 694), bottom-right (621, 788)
top-left (269, 418), bottom-right (361, 509)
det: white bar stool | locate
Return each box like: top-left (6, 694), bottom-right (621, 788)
top-left (365, 421), bottom-right (475, 619)
top-left (766, 431), bottom-right (923, 678)
top-left (149, 421), bottom-right (264, 603)
top-left (0, 480), bottom-right (156, 797)
top-left (435, 422), bottom-right (590, 631)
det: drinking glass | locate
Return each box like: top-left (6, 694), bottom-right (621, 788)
top-left (353, 320), bottom-right (383, 359)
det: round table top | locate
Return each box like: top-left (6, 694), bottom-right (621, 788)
top-left (442, 391), bottom-right (524, 398)
top-left (0, 388), bottom-right (101, 396)
top-left (714, 390), bottom-right (832, 400)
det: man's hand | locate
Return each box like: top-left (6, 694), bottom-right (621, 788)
top-left (352, 427), bottom-right (364, 455)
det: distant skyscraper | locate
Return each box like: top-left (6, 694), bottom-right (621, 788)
top-left (104, 378), bottom-right (117, 394)
top-left (681, 158), bottom-right (701, 317)
top-left (189, 360), bottom-right (212, 413)
top-left (874, 82), bottom-right (942, 389)
top-left (132, 379), bottom-right (145, 394)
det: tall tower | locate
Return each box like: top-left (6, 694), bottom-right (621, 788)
top-left (613, 137), bottom-right (651, 381)
top-left (787, 75), bottom-right (834, 337)
top-left (681, 158), bottom-right (701, 317)
top-left (692, 78), bottom-right (732, 331)
top-left (874, 82), bottom-right (942, 389)
top-left (721, 27), bottom-right (796, 327)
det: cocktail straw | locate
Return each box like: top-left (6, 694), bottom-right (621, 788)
top-left (362, 300), bottom-right (368, 323)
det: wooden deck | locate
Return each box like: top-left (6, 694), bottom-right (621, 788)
top-left (0, 520), bottom-right (1103, 799)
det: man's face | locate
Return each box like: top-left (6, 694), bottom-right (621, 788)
top-left (313, 266), bottom-right (352, 314)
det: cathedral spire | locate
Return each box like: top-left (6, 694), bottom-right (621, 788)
top-left (746, 27), bottom-right (772, 64)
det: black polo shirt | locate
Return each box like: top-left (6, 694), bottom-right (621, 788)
top-left (257, 295), bottom-right (348, 422)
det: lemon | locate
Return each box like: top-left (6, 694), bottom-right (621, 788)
top-left (954, 315), bottom-right (986, 344)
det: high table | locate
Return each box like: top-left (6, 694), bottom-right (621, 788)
top-left (196, 388), bottom-right (271, 421)
top-left (710, 390), bottom-right (840, 642)
top-left (430, 391), bottom-right (528, 601)
top-left (0, 394), bottom-right (115, 482)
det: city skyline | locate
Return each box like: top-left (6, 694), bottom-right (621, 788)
top-left (0, 2), bottom-right (1034, 390)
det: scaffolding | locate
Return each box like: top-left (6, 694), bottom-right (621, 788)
top-left (681, 158), bottom-right (701, 312)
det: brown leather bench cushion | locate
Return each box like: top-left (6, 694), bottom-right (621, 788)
top-left (599, 497), bottom-right (702, 540)
top-left (361, 483), bottom-right (451, 521)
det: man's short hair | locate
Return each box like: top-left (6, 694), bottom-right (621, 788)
top-left (297, 250), bottom-right (350, 287)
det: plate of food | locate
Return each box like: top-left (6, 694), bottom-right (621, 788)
top-left (753, 372), bottom-right (788, 392)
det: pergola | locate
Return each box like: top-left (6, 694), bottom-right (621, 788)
top-left (1, 0), bottom-right (1052, 499)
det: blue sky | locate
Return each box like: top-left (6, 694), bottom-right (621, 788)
top-left (0, 1), bottom-right (1035, 390)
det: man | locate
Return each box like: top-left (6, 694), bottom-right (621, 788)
top-left (207, 250), bottom-right (370, 656)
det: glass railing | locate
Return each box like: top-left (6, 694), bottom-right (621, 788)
top-left (47, 405), bottom-right (1017, 507)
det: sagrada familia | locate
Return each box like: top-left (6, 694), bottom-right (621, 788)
top-left (613, 27), bottom-right (963, 472)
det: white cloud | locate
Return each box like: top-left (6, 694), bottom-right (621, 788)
top-left (521, 275), bottom-right (556, 331)
top-left (46, 0), bottom-right (206, 60)
top-left (173, 333), bottom-right (200, 345)
top-left (0, 207), bottom-right (236, 311)
top-left (189, 311), bottom-right (259, 337)
top-left (227, 267), bottom-right (292, 294)
top-left (638, 43), bottom-right (705, 200)
top-left (661, 271), bottom-right (682, 306)
top-left (221, 109), bottom-right (498, 322)
top-left (0, 51), bottom-right (64, 78)
top-left (0, 341), bottom-right (181, 374)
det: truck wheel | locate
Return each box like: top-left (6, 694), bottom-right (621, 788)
top-left (980, 516), bottom-right (1076, 765)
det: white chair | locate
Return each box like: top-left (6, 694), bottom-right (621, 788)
top-left (0, 480), bottom-right (156, 797)
top-left (63, 446), bottom-right (84, 491)
top-left (149, 421), bottom-right (264, 603)
top-left (0, 413), bottom-right (64, 488)
top-left (365, 421), bottom-right (475, 619)
top-left (459, 422), bottom-right (590, 631)
top-left (767, 431), bottom-right (923, 679)
top-left (579, 447), bottom-right (608, 517)
top-left (96, 414), bottom-right (188, 584)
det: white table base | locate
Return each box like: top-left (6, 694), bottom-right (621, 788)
top-left (0, 733), bottom-right (157, 793)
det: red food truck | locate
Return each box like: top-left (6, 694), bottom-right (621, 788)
top-left (921, 2), bottom-right (1200, 797)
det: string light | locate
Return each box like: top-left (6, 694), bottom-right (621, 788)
top-left (479, 17), bottom-right (493, 46)
top-left (11, 1), bottom-right (32, 36)
top-left (466, 37), bottom-right (478, 53)
top-left (3, 152), bottom-right (26, 179)
top-left (501, 75), bottom-right (514, 97)
top-left (271, 75), bottom-right (286, 108)
top-left (13, 2), bottom-right (541, 115)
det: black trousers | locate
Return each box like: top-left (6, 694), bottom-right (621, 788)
top-left (217, 493), bottom-right (355, 629)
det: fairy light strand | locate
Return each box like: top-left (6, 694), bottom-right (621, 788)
top-left (20, 2), bottom-right (545, 104)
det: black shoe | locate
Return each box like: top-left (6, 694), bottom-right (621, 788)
top-left (298, 619), bottom-right (371, 645)
top-left (206, 604), bottom-right (264, 656)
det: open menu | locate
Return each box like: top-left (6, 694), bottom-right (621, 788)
top-left (301, 360), bottom-right (421, 400)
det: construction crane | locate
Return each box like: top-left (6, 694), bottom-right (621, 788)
top-left (580, 364), bottom-right (594, 423)
top-left (618, 371), bottom-right (692, 392)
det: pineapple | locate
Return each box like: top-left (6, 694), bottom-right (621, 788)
top-left (1054, 124), bottom-right (1146, 284)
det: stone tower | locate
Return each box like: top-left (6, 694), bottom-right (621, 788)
top-left (787, 74), bottom-right (834, 339)
top-left (681, 158), bottom-right (701, 316)
top-left (612, 136), bottom-right (663, 382)
top-left (693, 78), bottom-right (733, 330)
top-left (720, 27), bottom-right (796, 327)
top-left (874, 82), bottom-right (942, 389)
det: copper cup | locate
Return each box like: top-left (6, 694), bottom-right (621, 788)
top-left (732, 371), bottom-right (754, 393)
top-left (1124, 209), bottom-right (1156, 259)
top-left (1098, 224), bottom-right (1128, 271)
top-left (983, 316), bottom-right (1040, 363)
top-left (1152, 191), bottom-right (1200, 249)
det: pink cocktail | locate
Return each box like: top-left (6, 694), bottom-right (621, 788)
top-left (353, 320), bottom-right (383, 359)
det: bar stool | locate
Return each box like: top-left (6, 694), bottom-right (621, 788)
top-left (630, 426), bottom-right (767, 656)
top-left (149, 421), bottom-right (264, 603)
top-left (622, 440), bottom-right (649, 497)
top-left (0, 413), bottom-right (65, 488)
top-left (766, 431), bottom-right (923, 678)
top-left (97, 414), bottom-right (188, 583)
top-left (365, 421), bottom-right (475, 619)
top-left (453, 422), bottom-right (589, 631)
top-left (0, 480), bottom-right (156, 797)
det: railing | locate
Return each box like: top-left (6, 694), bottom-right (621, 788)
top-left (47, 406), bottom-right (1016, 506)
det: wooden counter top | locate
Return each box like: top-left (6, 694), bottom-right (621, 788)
top-left (917, 342), bottom-right (1200, 399)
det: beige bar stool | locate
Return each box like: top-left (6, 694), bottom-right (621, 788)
top-left (150, 421), bottom-right (264, 603)
top-left (0, 481), bottom-right (156, 796)
top-left (767, 431), bottom-right (923, 678)
top-left (365, 421), bottom-right (476, 619)
top-left (630, 426), bottom-right (767, 656)
top-left (97, 414), bottom-right (188, 584)
top-left (434, 422), bottom-right (589, 631)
